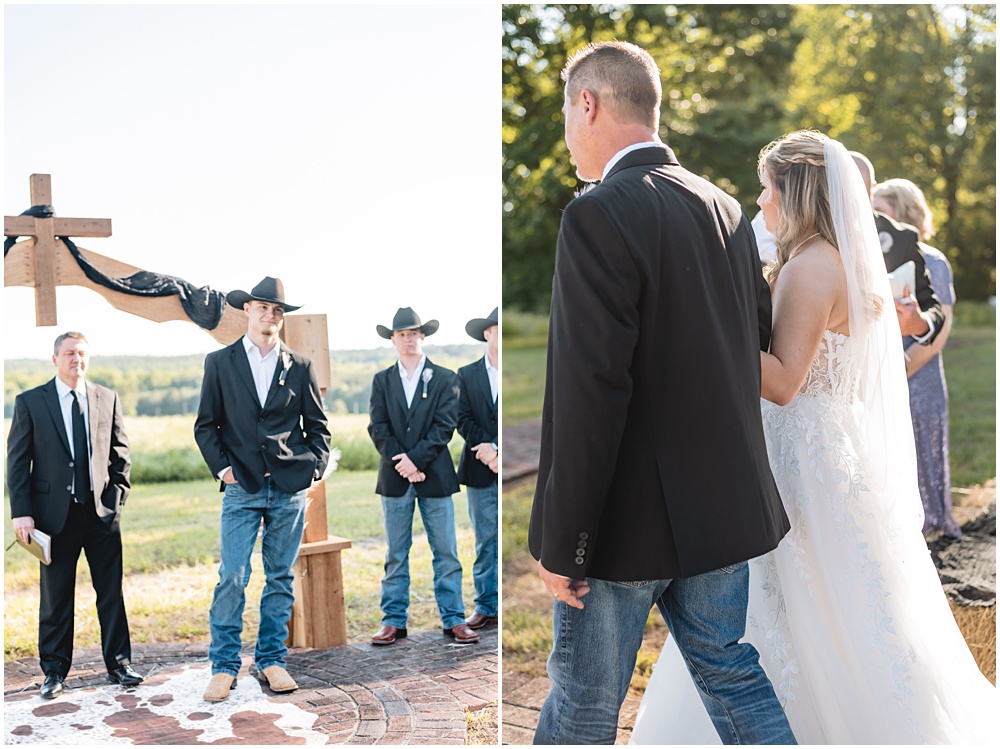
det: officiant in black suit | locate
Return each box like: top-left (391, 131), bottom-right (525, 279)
top-left (850, 150), bottom-right (944, 343)
top-left (6, 331), bottom-right (141, 699)
top-left (528, 41), bottom-right (795, 744)
top-left (194, 276), bottom-right (330, 703)
top-left (457, 308), bottom-right (499, 630)
top-left (367, 307), bottom-right (479, 646)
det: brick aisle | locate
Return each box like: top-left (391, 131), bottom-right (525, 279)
top-left (500, 420), bottom-right (541, 484)
top-left (3, 626), bottom-right (497, 745)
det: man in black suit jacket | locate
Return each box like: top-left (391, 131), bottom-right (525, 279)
top-left (528, 42), bottom-right (795, 744)
top-left (7, 331), bottom-right (142, 698)
top-left (194, 277), bottom-right (330, 702)
top-left (457, 308), bottom-right (499, 630)
top-left (367, 307), bottom-right (478, 646)
top-left (851, 151), bottom-right (944, 343)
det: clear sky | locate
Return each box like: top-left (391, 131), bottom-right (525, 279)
top-left (4, 3), bottom-right (499, 359)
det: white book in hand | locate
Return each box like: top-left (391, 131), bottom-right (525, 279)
top-left (17, 528), bottom-right (52, 565)
top-left (888, 260), bottom-right (915, 300)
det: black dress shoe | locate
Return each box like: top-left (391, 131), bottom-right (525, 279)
top-left (107, 664), bottom-right (144, 686)
top-left (39, 673), bottom-right (64, 699)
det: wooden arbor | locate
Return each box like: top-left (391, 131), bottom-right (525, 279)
top-left (4, 174), bottom-right (352, 648)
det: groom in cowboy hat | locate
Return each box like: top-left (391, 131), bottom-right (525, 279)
top-left (194, 276), bottom-right (330, 702)
top-left (367, 307), bottom-right (478, 645)
top-left (457, 308), bottom-right (499, 630)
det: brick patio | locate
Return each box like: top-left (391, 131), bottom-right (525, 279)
top-left (3, 626), bottom-right (497, 745)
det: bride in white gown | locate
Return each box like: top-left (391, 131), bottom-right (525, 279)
top-left (631, 131), bottom-right (995, 744)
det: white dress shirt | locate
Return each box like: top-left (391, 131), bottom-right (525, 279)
top-left (243, 335), bottom-right (280, 407)
top-left (484, 355), bottom-right (498, 404)
top-left (601, 140), bottom-right (664, 182)
top-left (54, 376), bottom-right (93, 492)
top-left (751, 210), bottom-right (778, 264)
top-left (217, 336), bottom-right (281, 481)
top-left (398, 355), bottom-right (427, 408)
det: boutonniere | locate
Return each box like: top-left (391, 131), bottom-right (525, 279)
top-left (421, 368), bottom-right (433, 399)
top-left (279, 351), bottom-right (293, 387)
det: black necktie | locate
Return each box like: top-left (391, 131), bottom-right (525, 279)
top-left (71, 391), bottom-right (91, 504)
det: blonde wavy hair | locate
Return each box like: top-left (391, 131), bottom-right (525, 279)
top-left (758, 130), bottom-right (840, 291)
top-left (872, 178), bottom-right (936, 241)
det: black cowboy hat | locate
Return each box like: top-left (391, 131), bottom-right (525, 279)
top-left (226, 276), bottom-right (302, 312)
top-left (465, 307), bottom-right (498, 342)
top-left (376, 307), bottom-right (439, 340)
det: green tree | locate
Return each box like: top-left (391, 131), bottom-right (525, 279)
top-left (503, 4), bottom-right (996, 310)
top-left (784, 4), bottom-right (996, 299)
top-left (503, 4), bottom-right (802, 311)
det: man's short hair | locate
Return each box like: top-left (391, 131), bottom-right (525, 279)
top-left (849, 151), bottom-right (875, 187)
top-left (561, 41), bottom-right (662, 130)
top-left (53, 331), bottom-right (88, 356)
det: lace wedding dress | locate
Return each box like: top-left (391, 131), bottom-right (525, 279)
top-left (632, 137), bottom-right (996, 744)
top-left (632, 330), bottom-right (995, 744)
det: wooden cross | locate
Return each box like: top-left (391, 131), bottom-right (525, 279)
top-left (4, 174), bottom-right (112, 326)
top-left (5, 173), bottom-right (348, 647)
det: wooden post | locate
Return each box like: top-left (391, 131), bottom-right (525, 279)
top-left (281, 313), bottom-right (353, 648)
top-left (280, 313), bottom-right (331, 390)
top-left (282, 315), bottom-right (331, 543)
top-left (29, 175), bottom-right (57, 326)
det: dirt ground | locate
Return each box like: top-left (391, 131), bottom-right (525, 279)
top-left (947, 478), bottom-right (996, 525)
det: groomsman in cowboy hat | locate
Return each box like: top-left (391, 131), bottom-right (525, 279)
top-left (368, 307), bottom-right (478, 645)
top-left (194, 276), bottom-right (330, 702)
top-left (457, 308), bottom-right (499, 630)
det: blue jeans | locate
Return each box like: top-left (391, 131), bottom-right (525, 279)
top-left (209, 479), bottom-right (307, 677)
top-left (380, 485), bottom-right (465, 629)
top-left (533, 564), bottom-right (796, 745)
top-left (466, 482), bottom-right (498, 617)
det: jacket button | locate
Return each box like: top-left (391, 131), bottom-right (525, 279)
top-left (406, 427), bottom-right (411, 432)
top-left (578, 531), bottom-right (589, 540)
top-left (258, 416), bottom-right (264, 422)
top-left (68, 461), bottom-right (74, 468)
top-left (66, 485), bottom-right (73, 491)
top-left (574, 557), bottom-right (585, 565)
top-left (260, 445), bottom-right (266, 451)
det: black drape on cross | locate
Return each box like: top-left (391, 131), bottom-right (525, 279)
top-left (5, 205), bottom-right (226, 331)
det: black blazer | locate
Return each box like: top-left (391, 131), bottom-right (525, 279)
top-left (529, 144), bottom-right (790, 581)
top-left (7, 378), bottom-right (130, 535)
top-left (194, 339), bottom-right (330, 495)
top-left (456, 357), bottom-right (498, 488)
top-left (368, 358), bottom-right (460, 498)
top-left (875, 212), bottom-right (944, 344)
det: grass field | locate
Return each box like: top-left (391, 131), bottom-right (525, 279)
top-left (3, 412), bottom-right (465, 483)
top-left (3, 470), bottom-right (480, 660)
top-left (501, 302), bottom-right (997, 689)
top-left (501, 303), bottom-right (996, 486)
top-left (943, 319), bottom-right (996, 488)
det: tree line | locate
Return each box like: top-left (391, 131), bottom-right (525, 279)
top-left (503, 4), bottom-right (996, 310)
top-left (3, 345), bottom-right (484, 419)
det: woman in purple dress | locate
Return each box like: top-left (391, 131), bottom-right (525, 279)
top-left (873, 178), bottom-right (961, 538)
